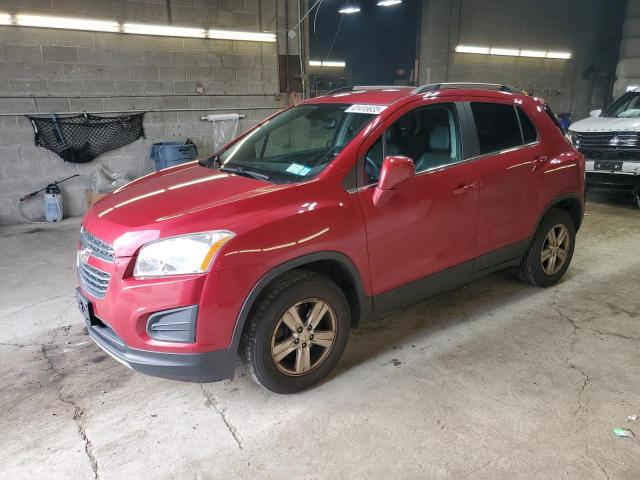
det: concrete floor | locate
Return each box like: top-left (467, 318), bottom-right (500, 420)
top-left (1, 192), bottom-right (639, 480)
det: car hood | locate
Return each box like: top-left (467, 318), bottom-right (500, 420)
top-left (82, 162), bottom-right (296, 256)
top-left (570, 115), bottom-right (640, 133)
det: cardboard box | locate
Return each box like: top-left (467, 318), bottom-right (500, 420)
top-left (85, 190), bottom-right (108, 209)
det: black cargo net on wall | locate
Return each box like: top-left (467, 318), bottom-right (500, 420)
top-left (27, 113), bottom-right (145, 163)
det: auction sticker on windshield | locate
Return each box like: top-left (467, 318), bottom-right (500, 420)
top-left (286, 163), bottom-right (312, 176)
top-left (345, 104), bottom-right (388, 115)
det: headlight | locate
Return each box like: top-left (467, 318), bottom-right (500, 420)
top-left (133, 230), bottom-right (234, 278)
top-left (565, 131), bottom-right (580, 148)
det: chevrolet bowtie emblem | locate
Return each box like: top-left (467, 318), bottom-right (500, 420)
top-left (79, 247), bottom-right (91, 264)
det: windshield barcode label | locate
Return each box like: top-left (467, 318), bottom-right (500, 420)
top-left (345, 104), bottom-right (388, 115)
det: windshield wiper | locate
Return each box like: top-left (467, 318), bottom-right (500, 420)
top-left (219, 166), bottom-right (271, 181)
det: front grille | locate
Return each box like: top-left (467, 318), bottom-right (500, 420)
top-left (78, 261), bottom-right (110, 299)
top-left (575, 131), bottom-right (640, 161)
top-left (80, 227), bottom-right (114, 262)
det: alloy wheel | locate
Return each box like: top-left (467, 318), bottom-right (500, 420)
top-left (270, 298), bottom-right (337, 376)
top-left (540, 224), bottom-right (570, 275)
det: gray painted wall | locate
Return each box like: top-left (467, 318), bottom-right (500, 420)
top-left (0, 0), bottom-right (289, 225)
top-left (613, 0), bottom-right (640, 99)
top-left (418, 0), bottom-right (624, 120)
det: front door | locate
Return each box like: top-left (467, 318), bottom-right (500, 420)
top-left (356, 101), bottom-right (479, 298)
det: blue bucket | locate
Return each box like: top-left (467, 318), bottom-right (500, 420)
top-left (150, 141), bottom-right (198, 171)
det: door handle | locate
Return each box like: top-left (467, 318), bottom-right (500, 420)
top-left (453, 182), bottom-right (478, 196)
top-left (532, 155), bottom-right (548, 169)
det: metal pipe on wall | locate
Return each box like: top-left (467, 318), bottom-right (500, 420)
top-left (0, 94), bottom-right (280, 99)
top-left (0, 106), bottom-right (281, 117)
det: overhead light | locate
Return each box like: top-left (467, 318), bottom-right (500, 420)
top-left (377, 0), bottom-right (402, 6)
top-left (322, 60), bottom-right (346, 67)
top-left (16, 14), bottom-right (120, 32)
top-left (9, 14), bottom-right (276, 43)
top-left (626, 85), bottom-right (639, 92)
top-left (124, 23), bottom-right (205, 38)
top-left (208, 29), bottom-right (276, 42)
top-left (490, 47), bottom-right (520, 56)
top-left (455, 45), bottom-right (490, 54)
top-left (546, 51), bottom-right (571, 59)
top-left (309, 60), bottom-right (346, 67)
top-left (339, 7), bottom-right (361, 14)
top-left (520, 50), bottom-right (547, 58)
top-left (455, 45), bottom-right (572, 60)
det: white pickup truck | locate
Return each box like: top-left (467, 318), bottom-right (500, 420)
top-left (567, 91), bottom-right (640, 208)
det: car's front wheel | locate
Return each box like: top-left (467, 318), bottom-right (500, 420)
top-left (518, 208), bottom-right (576, 287)
top-left (242, 270), bottom-right (350, 393)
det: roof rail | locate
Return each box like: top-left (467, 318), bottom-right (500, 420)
top-left (412, 82), bottom-right (520, 94)
top-left (326, 86), bottom-right (352, 95)
top-left (325, 85), bottom-right (413, 95)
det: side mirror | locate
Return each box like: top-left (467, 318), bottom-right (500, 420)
top-left (373, 155), bottom-right (415, 206)
top-left (589, 109), bottom-right (602, 117)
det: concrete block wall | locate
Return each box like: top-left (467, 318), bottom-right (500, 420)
top-left (418, 0), bottom-right (625, 120)
top-left (0, 0), bottom-right (288, 225)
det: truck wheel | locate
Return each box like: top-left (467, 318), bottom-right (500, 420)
top-left (518, 209), bottom-right (576, 287)
top-left (242, 270), bottom-right (350, 394)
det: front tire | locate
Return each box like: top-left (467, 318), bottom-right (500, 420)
top-left (518, 209), bottom-right (576, 287)
top-left (242, 270), bottom-right (350, 394)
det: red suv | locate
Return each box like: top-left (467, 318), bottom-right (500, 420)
top-left (76, 83), bottom-right (585, 393)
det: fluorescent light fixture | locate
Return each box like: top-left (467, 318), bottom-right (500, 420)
top-left (309, 60), bottom-right (346, 67)
top-left (377, 0), bottom-right (402, 6)
top-left (208, 29), bottom-right (276, 42)
top-left (546, 51), bottom-right (571, 59)
top-left (124, 23), bottom-right (205, 38)
top-left (339, 7), bottom-right (361, 14)
top-left (322, 60), bottom-right (346, 67)
top-left (16, 14), bottom-right (120, 32)
top-left (520, 50), bottom-right (546, 58)
top-left (455, 45), bottom-right (490, 54)
top-left (490, 47), bottom-right (520, 56)
top-left (10, 15), bottom-right (276, 43)
top-left (455, 45), bottom-right (572, 60)
top-left (627, 85), bottom-right (639, 92)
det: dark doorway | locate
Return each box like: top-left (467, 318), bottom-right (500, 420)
top-left (309, 0), bottom-right (419, 93)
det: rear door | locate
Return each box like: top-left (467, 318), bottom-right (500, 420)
top-left (466, 100), bottom-right (545, 266)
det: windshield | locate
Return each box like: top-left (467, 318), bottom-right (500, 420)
top-left (202, 104), bottom-right (377, 183)
top-left (601, 92), bottom-right (640, 118)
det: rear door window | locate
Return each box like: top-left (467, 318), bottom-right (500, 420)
top-left (471, 102), bottom-right (522, 155)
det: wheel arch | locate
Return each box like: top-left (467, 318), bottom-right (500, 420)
top-left (539, 193), bottom-right (584, 232)
top-left (230, 251), bottom-right (372, 353)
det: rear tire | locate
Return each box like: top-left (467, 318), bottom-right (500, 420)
top-left (518, 209), bottom-right (576, 287)
top-left (242, 270), bottom-right (350, 394)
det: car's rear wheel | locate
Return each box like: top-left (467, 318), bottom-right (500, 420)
top-left (242, 270), bottom-right (350, 394)
top-left (518, 209), bottom-right (576, 287)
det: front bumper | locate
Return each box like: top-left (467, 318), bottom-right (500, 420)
top-left (83, 297), bottom-right (237, 382)
top-left (585, 159), bottom-right (640, 192)
top-left (586, 171), bottom-right (640, 191)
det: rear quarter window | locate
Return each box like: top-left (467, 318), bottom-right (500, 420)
top-left (517, 107), bottom-right (538, 144)
top-left (471, 102), bottom-right (522, 154)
